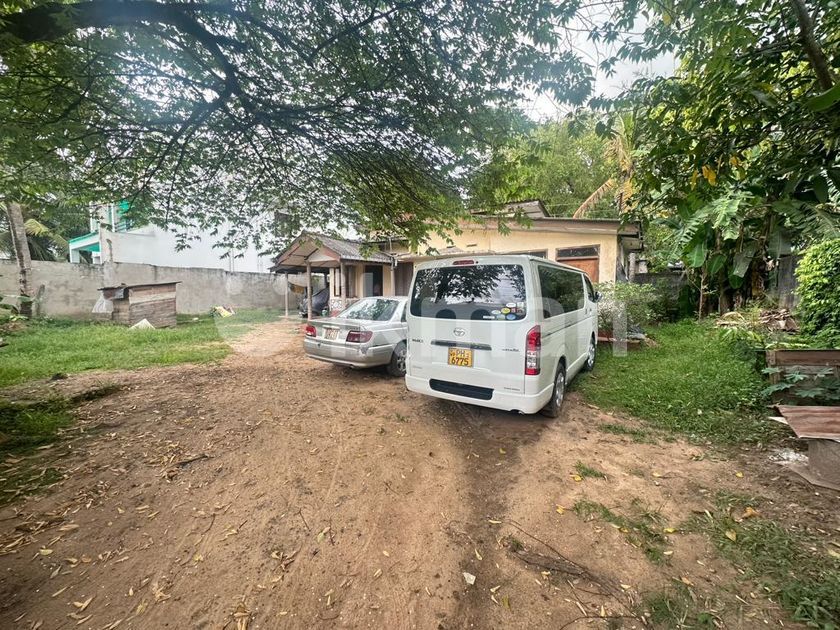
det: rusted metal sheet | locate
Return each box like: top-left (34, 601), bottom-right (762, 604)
top-left (776, 406), bottom-right (840, 439)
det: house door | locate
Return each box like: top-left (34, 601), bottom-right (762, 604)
top-left (364, 265), bottom-right (383, 296)
top-left (556, 246), bottom-right (600, 282)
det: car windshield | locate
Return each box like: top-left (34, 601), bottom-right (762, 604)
top-left (339, 298), bottom-right (399, 321)
top-left (410, 264), bottom-right (527, 320)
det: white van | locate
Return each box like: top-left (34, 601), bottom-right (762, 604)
top-left (404, 255), bottom-right (598, 417)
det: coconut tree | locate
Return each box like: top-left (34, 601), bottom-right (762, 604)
top-left (573, 113), bottom-right (635, 219)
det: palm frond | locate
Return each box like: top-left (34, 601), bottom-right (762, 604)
top-left (573, 178), bottom-right (616, 218)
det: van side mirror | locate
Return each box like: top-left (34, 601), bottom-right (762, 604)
top-left (594, 291), bottom-right (602, 302)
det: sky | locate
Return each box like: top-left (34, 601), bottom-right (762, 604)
top-left (522, 14), bottom-right (678, 120)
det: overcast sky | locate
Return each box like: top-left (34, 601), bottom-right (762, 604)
top-left (523, 14), bottom-right (677, 120)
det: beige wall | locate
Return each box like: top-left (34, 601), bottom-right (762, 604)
top-left (390, 220), bottom-right (622, 283)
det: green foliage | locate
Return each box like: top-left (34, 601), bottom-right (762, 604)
top-left (796, 239), bottom-right (840, 339)
top-left (0, 309), bottom-right (282, 386)
top-left (691, 493), bottom-right (840, 629)
top-left (573, 461), bottom-right (606, 480)
top-left (645, 583), bottom-right (715, 629)
top-left (469, 114), bottom-right (616, 217)
top-left (595, 282), bottom-right (665, 331)
top-left (0, 0), bottom-right (602, 248)
top-left (598, 422), bottom-right (654, 443)
top-left (574, 498), bottom-right (668, 564)
top-left (0, 398), bottom-right (73, 454)
top-left (762, 367), bottom-right (840, 405)
top-left (575, 321), bottom-right (775, 443)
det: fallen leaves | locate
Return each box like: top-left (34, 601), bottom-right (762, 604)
top-left (725, 529), bottom-right (738, 542)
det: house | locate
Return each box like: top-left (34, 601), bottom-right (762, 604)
top-left (272, 201), bottom-right (642, 317)
top-left (68, 202), bottom-right (274, 273)
top-left (385, 200), bottom-right (642, 287)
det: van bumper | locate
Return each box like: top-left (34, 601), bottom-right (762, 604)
top-left (405, 375), bottom-right (553, 415)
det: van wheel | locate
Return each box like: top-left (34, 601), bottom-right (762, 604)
top-left (540, 363), bottom-right (566, 418)
top-left (583, 335), bottom-right (596, 372)
top-left (387, 342), bottom-right (407, 377)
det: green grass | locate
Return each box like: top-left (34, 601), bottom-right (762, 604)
top-left (689, 493), bottom-right (840, 628)
top-left (0, 309), bottom-right (284, 387)
top-left (574, 460), bottom-right (606, 479)
top-left (598, 422), bottom-right (655, 443)
top-left (574, 498), bottom-right (669, 564)
top-left (644, 583), bottom-right (716, 629)
top-left (0, 386), bottom-right (120, 504)
top-left (575, 320), bottom-right (777, 443)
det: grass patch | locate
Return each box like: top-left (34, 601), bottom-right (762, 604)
top-left (689, 493), bottom-right (840, 628)
top-left (576, 320), bottom-right (777, 443)
top-left (645, 583), bottom-right (716, 629)
top-left (598, 422), bottom-right (654, 443)
top-left (574, 498), bottom-right (669, 564)
top-left (0, 309), bottom-right (284, 387)
top-left (574, 461), bottom-right (606, 479)
top-left (0, 386), bottom-right (118, 504)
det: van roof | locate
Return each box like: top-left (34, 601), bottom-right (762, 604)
top-left (412, 254), bottom-right (591, 277)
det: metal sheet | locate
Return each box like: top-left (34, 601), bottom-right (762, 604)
top-left (776, 405), bottom-right (840, 440)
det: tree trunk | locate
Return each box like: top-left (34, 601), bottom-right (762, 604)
top-left (789, 0), bottom-right (836, 91)
top-left (6, 202), bottom-right (33, 317)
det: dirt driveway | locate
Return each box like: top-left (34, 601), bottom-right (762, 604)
top-left (0, 321), bottom-right (837, 629)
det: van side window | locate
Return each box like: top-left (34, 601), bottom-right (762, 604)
top-left (584, 276), bottom-right (596, 302)
top-left (538, 266), bottom-right (585, 317)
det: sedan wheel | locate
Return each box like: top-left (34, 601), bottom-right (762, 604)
top-left (387, 342), bottom-right (407, 377)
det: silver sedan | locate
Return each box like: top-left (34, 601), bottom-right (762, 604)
top-left (303, 296), bottom-right (408, 376)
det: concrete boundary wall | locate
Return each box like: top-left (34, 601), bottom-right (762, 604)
top-left (0, 260), bottom-right (297, 317)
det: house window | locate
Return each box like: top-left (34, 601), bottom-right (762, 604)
top-left (556, 245), bottom-right (599, 259)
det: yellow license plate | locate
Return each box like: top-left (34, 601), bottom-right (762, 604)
top-left (324, 328), bottom-right (338, 340)
top-left (448, 347), bottom-right (473, 367)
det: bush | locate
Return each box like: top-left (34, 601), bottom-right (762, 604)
top-left (596, 282), bottom-right (665, 332)
top-left (796, 239), bottom-right (840, 341)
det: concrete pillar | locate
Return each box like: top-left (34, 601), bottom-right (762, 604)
top-left (284, 272), bottom-right (289, 317)
top-left (306, 261), bottom-right (313, 320)
top-left (340, 262), bottom-right (346, 310)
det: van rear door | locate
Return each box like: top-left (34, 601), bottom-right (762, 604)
top-left (407, 261), bottom-right (533, 396)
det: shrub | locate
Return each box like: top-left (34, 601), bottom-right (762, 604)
top-left (796, 239), bottom-right (840, 341)
top-left (596, 282), bottom-right (664, 332)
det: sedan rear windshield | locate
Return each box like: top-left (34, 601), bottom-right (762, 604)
top-left (410, 264), bottom-right (527, 320)
top-left (340, 298), bottom-right (399, 321)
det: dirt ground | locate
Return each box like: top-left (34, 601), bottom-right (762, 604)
top-left (1, 320), bottom-right (838, 629)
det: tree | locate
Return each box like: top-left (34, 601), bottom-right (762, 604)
top-left (0, 0), bottom-right (599, 249)
top-left (603, 0), bottom-right (840, 311)
top-left (470, 114), bottom-right (617, 217)
top-left (4, 202), bottom-right (33, 317)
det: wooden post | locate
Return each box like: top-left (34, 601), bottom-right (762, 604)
top-left (340, 262), bottom-right (346, 310)
top-left (306, 261), bottom-right (313, 320)
top-left (284, 272), bottom-right (289, 317)
top-left (6, 202), bottom-right (33, 318)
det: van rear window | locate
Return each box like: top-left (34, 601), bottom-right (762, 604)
top-left (410, 264), bottom-right (527, 320)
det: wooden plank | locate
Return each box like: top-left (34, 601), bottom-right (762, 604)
top-left (767, 349), bottom-right (840, 367)
top-left (776, 405), bottom-right (840, 439)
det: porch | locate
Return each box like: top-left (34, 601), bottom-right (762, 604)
top-left (271, 233), bottom-right (398, 318)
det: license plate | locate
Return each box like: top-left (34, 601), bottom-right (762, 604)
top-left (324, 328), bottom-right (338, 340)
top-left (448, 347), bottom-right (473, 367)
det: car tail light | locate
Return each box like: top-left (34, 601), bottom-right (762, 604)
top-left (452, 259), bottom-right (476, 266)
top-left (346, 330), bottom-right (373, 343)
top-left (525, 325), bottom-right (541, 375)
top-left (304, 324), bottom-right (316, 337)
